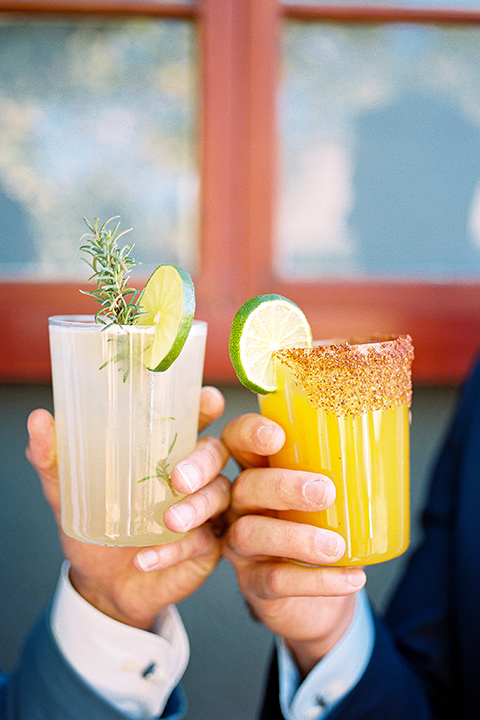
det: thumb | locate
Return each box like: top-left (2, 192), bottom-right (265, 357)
top-left (26, 409), bottom-right (60, 518)
top-left (222, 413), bottom-right (285, 470)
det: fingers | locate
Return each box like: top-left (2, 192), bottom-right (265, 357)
top-left (222, 413), bottom-right (286, 469)
top-left (134, 523), bottom-right (221, 573)
top-left (231, 467), bottom-right (336, 516)
top-left (224, 512), bottom-right (366, 598)
top-left (164, 474), bottom-right (231, 535)
top-left (226, 514), bottom-right (345, 565)
top-left (198, 386), bottom-right (225, 432)
top-left (172, 434), bottom-right (230, 494)
top-left (233, 559), bottom-right (366, 600)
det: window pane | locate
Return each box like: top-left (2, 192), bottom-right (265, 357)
top-left (277, 22), bottom-right (480, 279)
top-left (0, 18), bottom-right (198, 279)
top-left (284, 0), bottom-right (480, 8)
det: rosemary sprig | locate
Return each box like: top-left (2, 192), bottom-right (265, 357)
top-left (80, 216), bottom-right (142, 326)
top-left (138, 432), bottom-right (179, 496)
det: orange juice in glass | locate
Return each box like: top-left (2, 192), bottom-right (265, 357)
top-left (258, 336), bottom-right (414, 566)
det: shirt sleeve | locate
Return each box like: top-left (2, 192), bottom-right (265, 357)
top-left (276, 588), bottom-right (375, 720)
top-left (50, 562), bottom-right (189, 719)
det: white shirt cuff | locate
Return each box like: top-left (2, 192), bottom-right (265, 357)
top-left (277, 588), bottom-right (375, 720)
top-left (50, 561), bottom-right (189, 719)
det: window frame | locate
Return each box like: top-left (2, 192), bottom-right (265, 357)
top-left (0, 0), bottom-right (479, 384)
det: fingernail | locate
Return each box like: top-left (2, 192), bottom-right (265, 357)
top-left (175, 462), bottom-right (202, 493)
top-left (135, 549), bottom-right (161, 572)
top-left (168, 503), bottom-right (195, 532)
top-left (204, 386), bottom-right (224, 404)
top-left (256, 425), bottom-right (279, 451)
top-left (304, 479), bottom-right (329, 507)
top-left (318, 531), bottom-right (344, 559)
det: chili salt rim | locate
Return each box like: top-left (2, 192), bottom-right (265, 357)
top-left (275, 334), bottom-right (414, 417)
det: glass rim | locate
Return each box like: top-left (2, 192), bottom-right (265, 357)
top-left (313, 333), bottom-right (407, 349)
top-left (48, 315), bottom-right (207, 333)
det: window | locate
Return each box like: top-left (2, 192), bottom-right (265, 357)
top-left (1, 0), bottom-right (479, 383)
top-left (0, 17), bottom-right (198, 277)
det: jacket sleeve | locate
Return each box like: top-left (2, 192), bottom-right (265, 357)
top-left (380, 358), bottom-right (480, 718)
top-left (258, 612), bottom-right (433, 720)
top-left (0, 603), bottom-right (186, 720)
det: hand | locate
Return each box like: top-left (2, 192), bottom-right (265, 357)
top-left (26, 386), bottom-right (230, 631)
top-left (222, 413), bottom-right (367, 677)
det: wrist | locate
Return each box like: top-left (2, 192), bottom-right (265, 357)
top-left (69, 566), bottom-right (157, 630)
top-left (285, 594), bottom-right (357, 678)
top-left (276, 590), bottom-right (375, 718)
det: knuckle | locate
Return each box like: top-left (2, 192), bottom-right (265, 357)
top-left (260, 565), bottom-right (284, 598)
top-left (288, 525), bottom-right (323, 562)
top-left (273, 469), bottom-right (292, 504)
top-left (194, 488), bottom-right (215, 519)
top-left (283, 519), bottom-right (309, 552)
top-left (196, 475), bottom-right (231, 518)
top-left (192, 525), bottom-right (214, 556)
top-left (166, 541), bottom-right (186, 566)
top-left (232, 468), bottom-right (254, 505)
top-left (200, 435), bottom-right (228, 468)
top-left (228, 515), bottom-right (252, 555)
top-left (217, 475), bottom-right (232, 507)
top-left (307, 529), bottom-right (323, 558)
top-left (311, 568), bottom-right (328, 595)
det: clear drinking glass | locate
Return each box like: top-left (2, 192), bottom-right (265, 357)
top-left (258, 335), bottom-right (414, 566)
top-left (49, 315), bottom-right (207, 546)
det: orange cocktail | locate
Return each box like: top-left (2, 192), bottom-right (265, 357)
top-left (259, 336), bottom-right (414, 566)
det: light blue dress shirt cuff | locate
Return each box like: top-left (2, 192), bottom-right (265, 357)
top-left (276, 588), bottom-right (375, 720)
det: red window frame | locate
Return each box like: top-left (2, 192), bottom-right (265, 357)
top-left (1, 0), bottom-right (479, 384)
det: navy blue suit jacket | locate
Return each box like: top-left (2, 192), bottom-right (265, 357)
top-left (0, 603), bottom-right (184, 719)
top-left (260, 355), bottom-right (480, 720)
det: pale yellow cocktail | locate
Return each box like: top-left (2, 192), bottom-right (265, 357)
top-left (49, 316), bottom-right (207, 546)
top-left (259, 336), bottom-right (414, 566)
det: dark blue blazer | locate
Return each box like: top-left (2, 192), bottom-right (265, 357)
top-left (0, 603), bottom-right (184, 719)
top-left (260, 355), bottom-right (480, 720)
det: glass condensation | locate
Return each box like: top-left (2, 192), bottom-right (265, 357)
top-left (49, 317), bottom-right (207, 546)
top-left (276, 22), bottom-right (480, 279)
top-left (0, 18), bottom-right (198, 278)
top-left (259, 360), bottom-right (410, 566)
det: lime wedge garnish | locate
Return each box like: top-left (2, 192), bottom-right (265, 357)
top-left (134, 264), bottom-right (195, 371)
top-left (229, 294), bottom-right (312, 394)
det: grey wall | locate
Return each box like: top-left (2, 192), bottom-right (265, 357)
top-left (0, 381), bottom-right (459, 719)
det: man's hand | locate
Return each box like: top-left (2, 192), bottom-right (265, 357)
top-left (26, 386), bottom-right (230, 631)
top-left (222, 413), bottom-right (366, 677)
